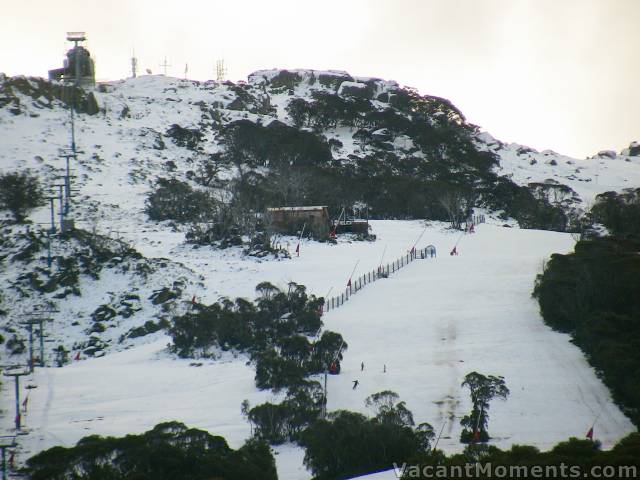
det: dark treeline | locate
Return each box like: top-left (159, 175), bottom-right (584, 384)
top-left (401, 433), bottom-right (640, 480)
top-left (533, 189), bottom-right (640, 426)
top-left (25, 422), bottom-right (277, 480)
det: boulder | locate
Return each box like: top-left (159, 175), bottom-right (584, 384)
top-left (621, 141), bottom-right (640, 156)
top-left (597, 150), bottom-right (617, 159)
top-left (337, 81), bottom-right (372, 99)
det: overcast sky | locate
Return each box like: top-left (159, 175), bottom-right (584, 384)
top-left (2, 0), bottom-right (638, 158)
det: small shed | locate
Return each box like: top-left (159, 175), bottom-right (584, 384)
top-left (266, 206), bottom-right (331, 237)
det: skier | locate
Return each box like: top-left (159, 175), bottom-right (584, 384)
top-left (450, 246), bottom-right (458, 256)
top-left (352, 380), bottom-right (359, 390)
top-left (383, 364), bottom-right (387, 373)
top-left (361, 362), bottom-right (365, 372)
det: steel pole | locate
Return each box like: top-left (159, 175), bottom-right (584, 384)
top-left (14, 377), bottom-right (20, 430)
top-left (39, 320), bottom-right (45, 367)
top-left (1, 447), bottom-right (6, 480)
top-left (28, 325), bottom-right (34, 373)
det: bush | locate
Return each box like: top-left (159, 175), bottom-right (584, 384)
top-left (591, 189), bottom-right (640, 240)
top-left (145, 178), bottom-right (214, 223)
top-left (25, 422), bottom-right (277, 480)
top-left (246, 381), bottom-right (323, 444)
top-left (300, 397), bottom-right (433, 480)
top-left (0, 170), bottom-right (44, 222)
top-left (169, 282), bottom-right (344, 395)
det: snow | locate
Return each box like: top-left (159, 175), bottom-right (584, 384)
top-left (2, 222), bottom-right (636, 480)
top-left (476, 131), bottom-right (640, 205)
top-left (338, 81), bottom-right (368, 96)
top-left (349, 470), bottom-right (398, 480)
top-left (320, 224), bottom-right (634, 454)
top-left (267, 206), bottom-right (328, 212)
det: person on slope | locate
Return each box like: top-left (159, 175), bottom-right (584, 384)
top-left (361, 362), bottom-right (365, 372)
top-left (450, 246), bottom-right (458, 256)
top-left (352, 380), bottom-right (359, 390)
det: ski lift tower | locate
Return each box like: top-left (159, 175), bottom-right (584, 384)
top-left (62, 32), bottom-right (95, 87)
top-left (67, 32), bottom-right (86, 85)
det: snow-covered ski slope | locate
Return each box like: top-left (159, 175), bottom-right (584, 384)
top-left (2, 221), bottom-right (635, 479)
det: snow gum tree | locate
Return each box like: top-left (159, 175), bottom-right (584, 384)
top-left (460, 371), bottom-right (509, 443)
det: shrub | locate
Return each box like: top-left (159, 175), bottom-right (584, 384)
top-left (246, 381), bottom-right (323, 444)
top-left (145, 178), bottom-right (214, 223)
top-left (0, 170), bottom-right (44, 222)
top-left (300, 401), bottom-right (432, 480)
top-left (591, 189), bottom-right (640, 240)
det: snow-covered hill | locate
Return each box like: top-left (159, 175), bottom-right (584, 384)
top-left (476, 131), bottom-right (640, 206)
top-left (1, 70), bottom-right (639, 479)
top-left (0, 70), bottom-right (637, 303)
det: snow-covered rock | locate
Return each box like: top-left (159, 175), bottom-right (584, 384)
top-left (621, 141), bottom-right (640, 157)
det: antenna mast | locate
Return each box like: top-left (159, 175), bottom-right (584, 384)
top-left (216, 59), bottom-right (227, 82)
top-left (159, 57), bottom-right (171, 76)
top-left (131, 50), bottom-right (138, 78)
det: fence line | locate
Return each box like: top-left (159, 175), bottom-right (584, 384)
top-left (322, 215), bottom-right (486, 313)
top-left (322, 245), bottom-right (436, 313)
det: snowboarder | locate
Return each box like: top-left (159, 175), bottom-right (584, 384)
top-left (361, 362), bottom-right (365, 372)
top-left (352, 380), bottom-right (359, 390)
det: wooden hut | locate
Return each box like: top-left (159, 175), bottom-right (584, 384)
top-left (266, 206), bottom-right (331, 237)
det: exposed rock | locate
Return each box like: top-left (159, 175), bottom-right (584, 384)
top-left (621, 141), bottom-right (640, 156)
top-left (597, 150), bottom-right (617, 159)
top-left (338, 81), bottom-right (372, 99)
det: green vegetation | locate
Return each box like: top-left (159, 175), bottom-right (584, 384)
top-left (533, 192), bottom-right (640, 426)
top-left (244, 381), bottom-right (324, 444)
top-left (459, 372), bottom-right (510, 443)
top-left (145, 178), bottom-right (214, 223)
top-left (0, 170), bottom-right (44, 222)
top-left (300, 391), bottom-right (434, 480)
top-left (402, 433), bottom-right (640, 479)
top-left (590, 188), bottom-right (640, 239)
top-left (25, 422), bottom-right (277, 480)
top-left (169, 282), bottom-right (344, 391)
